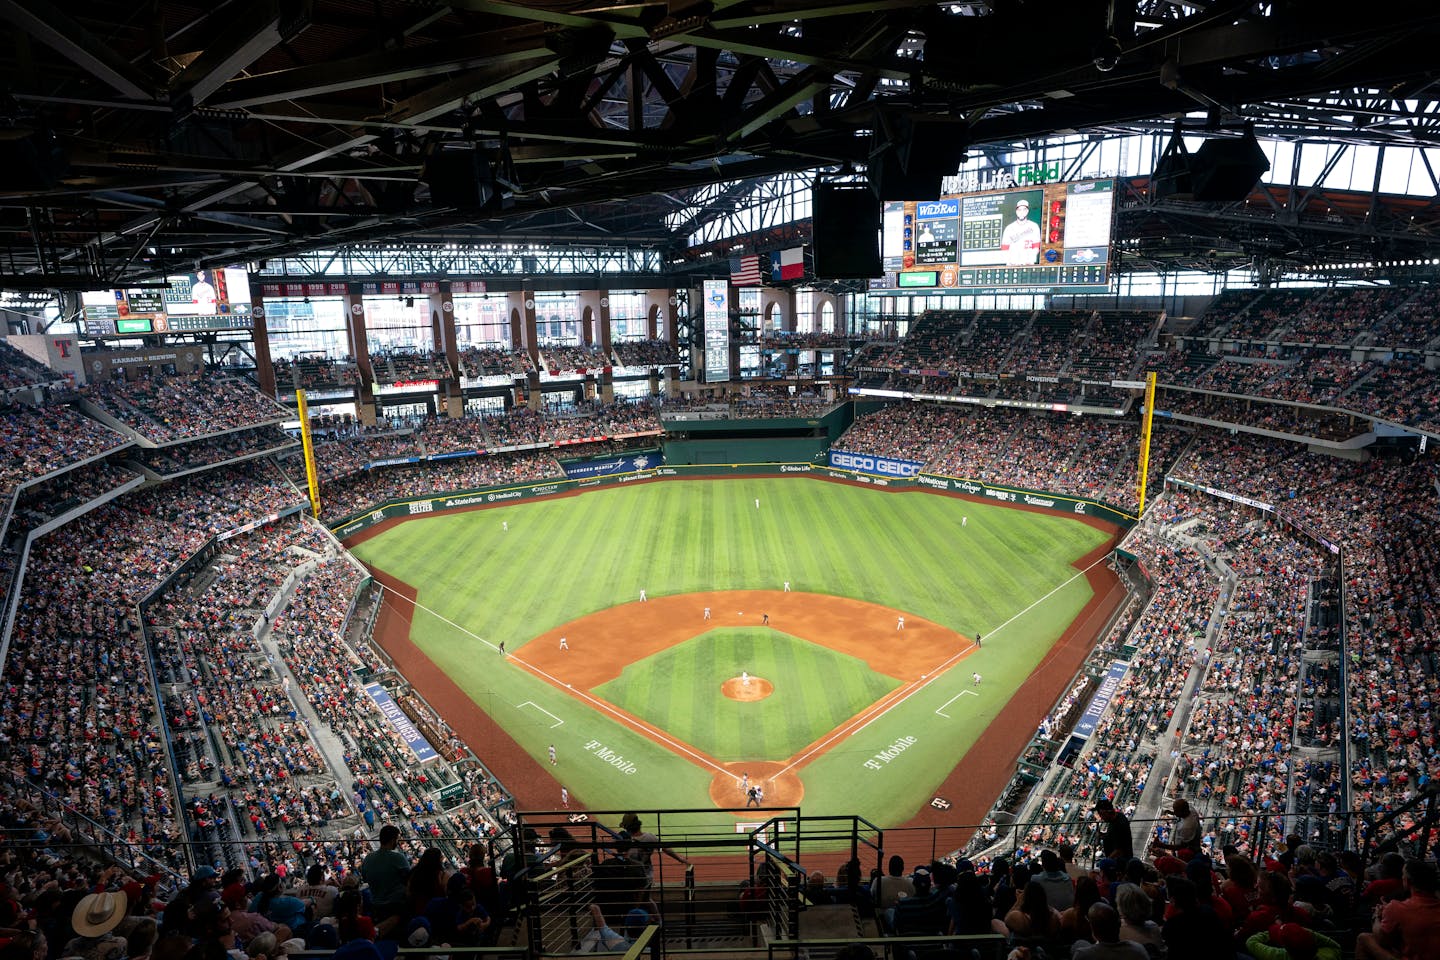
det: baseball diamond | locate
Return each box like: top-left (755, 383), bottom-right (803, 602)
top-left (349, 474), bottom-right (1125, 837)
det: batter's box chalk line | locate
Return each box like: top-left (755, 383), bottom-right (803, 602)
top-left (934, 689), bottom-right (979, 719)
top-left (518, 700), bottom-right (565, 728)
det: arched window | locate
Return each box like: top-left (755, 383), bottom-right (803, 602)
top-left (766, 300), bottom-right (784, 330)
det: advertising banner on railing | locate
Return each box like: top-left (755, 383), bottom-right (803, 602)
top-left (1074, 660), bottom-right (1130, 740)
top-left (562, 452), bottom-right (662, 479)
top-left (363, 682), bottom-right (439, 763)
top-left (827, 450), bottom-right (924, 478)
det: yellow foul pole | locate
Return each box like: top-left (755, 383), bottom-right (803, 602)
top-left (296, 388), bottom-right (322, 518)
top-left (1136, 371), bottom-right (1157, 515)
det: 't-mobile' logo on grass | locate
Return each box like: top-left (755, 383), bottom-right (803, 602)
top-left (863, 735), bottom-right (918, 770)
top-left (584, 739), bottom-right (638, 774)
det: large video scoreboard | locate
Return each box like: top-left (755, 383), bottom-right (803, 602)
top-left (81, 267), bottom-right (254, 336)
top-left (880, 179), bottom-right (1115, 294)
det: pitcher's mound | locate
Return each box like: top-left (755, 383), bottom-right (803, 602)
top-left (722, 676), bottom-right (773, 701)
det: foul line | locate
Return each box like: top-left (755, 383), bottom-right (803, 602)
top-left (772, 551), bottom-right (1112, 779)
top-left (378, 583), bottom-right (731, 778)
top-left (508, 657), bottom-right (731, 777)
top-left (518, 701), bottom-right (564, 729)
top-left (378, 584), bottom-right (501, 653)
top-left (934, 689), bottom-right (979, 719)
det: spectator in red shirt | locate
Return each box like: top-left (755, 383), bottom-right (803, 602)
top-left (1356, 859), bottom-right (1440, 960)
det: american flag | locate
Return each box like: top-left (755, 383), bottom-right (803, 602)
top-left (729, 254), bottom-right (762, 286)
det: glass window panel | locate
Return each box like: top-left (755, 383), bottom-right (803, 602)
top-left (454, 294), bottom-right (512, 347)
top-left (1348, 145), bottom-right (1378, 190)
top-left (1267, 140), bottom-right (1295, 185)
top-left (265, 297), bottom-right (350, 358)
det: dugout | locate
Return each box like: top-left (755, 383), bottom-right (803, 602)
top-left (662, 404), bottom-right (851, 465)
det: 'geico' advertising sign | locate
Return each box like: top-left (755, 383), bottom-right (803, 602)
top-left (828, 450), bottom-right (923, 478)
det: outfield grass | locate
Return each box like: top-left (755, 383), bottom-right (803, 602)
top-left (594, 627), bottom-right (901, 761)
top-left (350, 477), bottom-right (1110, 824)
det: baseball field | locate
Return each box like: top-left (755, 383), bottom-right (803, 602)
top-left (347, 476), bottom-right (1121, 837)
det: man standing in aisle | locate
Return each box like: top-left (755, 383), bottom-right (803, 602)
top-left (1094, 798), bottom-right (1134, 863)
top-left (362, 824), bottom-right (412, 937)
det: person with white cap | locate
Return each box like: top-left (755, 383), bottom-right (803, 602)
top-left (65, 892), bottom-right (130, 960)
top-left (1001, 198), bottom-right (1042, 266)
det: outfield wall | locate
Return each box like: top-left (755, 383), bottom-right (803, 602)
top-left (330, 461), bottom-right (1136, 539)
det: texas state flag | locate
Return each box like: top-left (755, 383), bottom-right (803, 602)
top-left (769, 246), bottom-right (805, 281)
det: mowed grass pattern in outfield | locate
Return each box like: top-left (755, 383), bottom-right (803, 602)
top-left (350, 478), bottom-right (1112, 820)
top-left (594, 628), bottom-right (901, 761)
top-left (352, 478), bottom-right (1107, 644)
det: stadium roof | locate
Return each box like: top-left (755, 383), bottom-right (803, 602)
top-left (3, 0), bottom-right (1440, 287)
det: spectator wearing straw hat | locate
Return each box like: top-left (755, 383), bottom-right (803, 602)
top-left (65, 892), bottom-right (130, 960)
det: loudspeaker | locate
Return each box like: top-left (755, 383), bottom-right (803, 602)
top-left (1190, 135), bottom-right (1270, 201)
top-left (1151, 150), bottom-right (1194, 201)
top-left (422, 149), bottom-right (500, 210)
top-left (872, 118), bottom-right (967, 201)
top-left (812, 181), bottom-right (882, 279)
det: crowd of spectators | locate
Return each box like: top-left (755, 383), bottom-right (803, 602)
top-left (1068, 311), bottom-right (1157, 383)
top-left (272, 356), bottom-right (362, 390)
top-left (0, 402), bottom-right (128, 496)
top-left (758, 330), bottom-right (849, 350)
top-left (137, 427), bottom-right (298, 477)
top-left (847, 302), bottom-right (1155, 394)
top-left (539, 343), bottom-right (610, 375)
top-left (369, 351), bottom-right (444, 384)
top-left (1280, 288), bottom-right (1411, 345)
top-left (881, 311), bottom-right (969, 372)
top-left (0, 340), bottom-right (67, 392)
top-left (1, 317), bottom-right (1438, 960)
top-left (611, 339), bottom-right (679, 367)
top-left (144, 522), bottom-right (342, 867)
top-left (1154, 390), bottom-right (1365, 441)
top-left (0, 462), bottom-right (303, 867)
top-left (456, 346), bottom-right (533, 379)
top-left (1007, 311), bottom-right (1091, 378)
top-left (318, 452), bottom-right (564, 521)
top-left (725, 384), bottom-right (833, 419)
top-left (1340, 356), bottom-right (1440, 433)
top-left (10, 461), bottom-right (141, 537)
top-left (1162, 435), bottom-right (1440, 847)
top-left (835, 403), bottom-right (1190, 512)
top-left (84, 375), bottom-right (287, 443)
top-left (1366, 288), bottom-right (1440, 349)
top-left (1150, 286), bottom-right (1440, 433)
